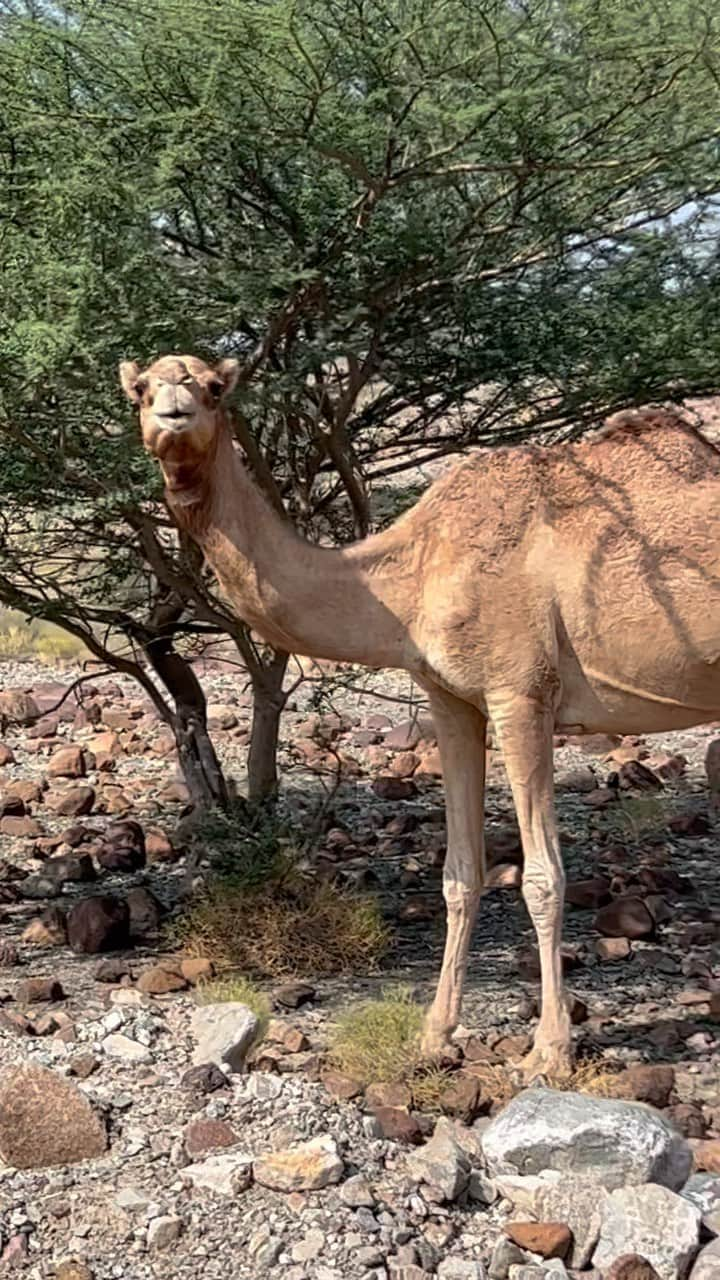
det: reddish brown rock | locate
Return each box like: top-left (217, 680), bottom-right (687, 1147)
top-left (46, 787), bottom-right (96, 817)
top-left (180, 957), bottom-right (214, 986)
top-left (15, 978), bottom-right (65, 1005)
top-left (566, 877), bottom-right (612, 909)
top-left (372, 776), bottom-right (417, 801)
top-left (0, 1009), bottom-right (35, 1036)
top-left (415, 747), bottom-right (443, 778)
top-left (47, 746), bottom-right (85, 780)
top-left (692, 1138), bottom-right (720, 1173)
top-left (614, 1064), bottom-right (675, 1108)
top-left (383, 719), bottom-right (434, 751)
top-left (136, 965), bottom-right (188, 994)
top-left (274, 981), bottom-right (316, 1009)
top-left (583, 787), bottom-right (617, 809)
top-left (371, 1106), bottom-right (423, 1144)
top-left (0, 941), bottom-right (19, 967)
top-left (145, 827), bottom-right (176, 862)
top-left (365, 1081), bottom-right (413, 1110)
top-left (437, 1073), bottom-right (485, 1123)
top-left (184, 1117), bottom-right (238, 1158)
top-left (0, 793), bottom-right (25, 817)
top-left (22, 906), bottom-right (68, 947)
top-left (67, 895), bottom-right (129, 955)
top-left (0, 691), bottom-right (39, 725)
top-left (0, 1063), bottom-right (107, 1168)
top-left (0, 815), bottom-right (43, 837)
top-left (0, 744), bottom-right (15, 766)
top-left (618, 760), bottom-right (663, 791)
top-left (595, 936), bottom-right (632, 961)
top-left (668, 811), bottom-right (711, 837)
top-left (125, 886), bottom-right (161, 940)
top-left (486, 863), bottom-right (522, 890)
top-left (505, 1222), bottom-right (572, 1259)
top-left (594, 896), bottom-right (654, 939)
top-left (321, 1070), bottom-right (363, 1101)
top-left (389, 751), bottom-right (420, 778)
top-left (604, 1258), bottom-right (662, 1280)
top-left (667, 1102), bottom-right (707, 1138)
top-left (68, 1054), bottom-right (100, 1079)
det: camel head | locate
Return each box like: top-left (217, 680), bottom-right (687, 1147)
top-left (119, 354), bottom-right (240, 483)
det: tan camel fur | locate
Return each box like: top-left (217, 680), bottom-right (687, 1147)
top-left (120, 353), bottom-right (720, 1077)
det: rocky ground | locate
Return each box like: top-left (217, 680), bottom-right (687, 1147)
top-left (0, 658), bottom-right (720, 1280)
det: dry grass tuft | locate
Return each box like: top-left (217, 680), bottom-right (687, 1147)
top-left (0, 610), bottom-right (88, 663)
top-left (172, 875), bottom-right (388, 979)
top-left (330, 988), bottom-right (426, 1085)
top-left (602, 794), bottom-right (674, 841)
top-left (409, 1063), bottom-right (456, 1109)
top-left (169, 803), bottom-right (387, 979)
top-left (194, 974), bottom-right (271, 1034)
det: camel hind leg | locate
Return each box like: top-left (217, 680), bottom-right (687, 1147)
top-left (489, 691), bottom-right (572, 1079)
top-left (420, 685), bottom-right (487, 1058)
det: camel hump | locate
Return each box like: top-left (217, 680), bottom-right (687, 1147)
top-left (592, 406), bottom-right (697, 443)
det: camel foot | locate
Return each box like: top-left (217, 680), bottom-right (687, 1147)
top-left (419, 1029), bottom-right (461, 1066)
top-left (517, 1040), bottom-right (573, 1085)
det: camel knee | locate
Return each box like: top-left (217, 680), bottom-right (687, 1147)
top-left (443, 877), bottom-right (482, 913)
top-left (522, 863), bottom-right (565, 933)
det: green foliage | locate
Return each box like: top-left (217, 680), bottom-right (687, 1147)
top-left (1, 0), bottom-right (720, 794)
top-left (329, 987), bottom-right (426, 1084)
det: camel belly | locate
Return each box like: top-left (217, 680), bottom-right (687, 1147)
top-left (555, 600), bottom-right (720, 733)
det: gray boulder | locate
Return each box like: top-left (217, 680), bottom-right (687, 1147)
top-left (593, 1183), bottom-right (701, 1280)
top-left (406, 1117), bottom-right (471, 1202)
top-left (481, 1088), bottom-right (692, 1191)
top-left (682, 1174), bottom-right (720, 1236)
top-left (493, 1170), bottom-right (606, 1267)
top-left (690, 1240), bottom-right (720, 1280)
top-left (191, 1003), bottom-right (259, 1073)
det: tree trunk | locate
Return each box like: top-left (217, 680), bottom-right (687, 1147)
top-left (144, 639), bottom-right (229, 810)
top-left (247, 650), bottom-right (289, 804)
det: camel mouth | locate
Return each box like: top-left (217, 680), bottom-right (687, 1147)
top-left (154, 411), bottom-right (196, 431)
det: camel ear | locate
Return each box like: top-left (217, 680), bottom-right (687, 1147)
top-left (119, 360), bottom-right (143, 405)
top-left (215, 358), bottom-right (240, 398)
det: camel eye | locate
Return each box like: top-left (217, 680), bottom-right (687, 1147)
top-left (209, 378), bottom-right (224, 399)
top-left (134, 377), bottom-right (149, 401)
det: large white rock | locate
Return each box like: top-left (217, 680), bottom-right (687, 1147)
top-left (181, 1151), bottom-right (253, 1197)
top-left (593, 1183), bottom-right (701, 1280)
top-left (481, 1088), bottom-right (692, 1191)
top-left (190, 1002), bottom-right (259, 1072)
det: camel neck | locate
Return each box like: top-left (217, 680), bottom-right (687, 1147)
top-left (167, 426), bottom-right (417, 667)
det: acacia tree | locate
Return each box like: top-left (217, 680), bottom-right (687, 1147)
top-left (1, 0), bottom-right (720, 804)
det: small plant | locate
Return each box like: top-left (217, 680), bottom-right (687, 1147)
top-left (0, 610), bottom-right (89, 663)
top-left (172, 874), bottom-right (387, 978)
top-left (330, 987), bottom-right (426, 1085)
top-left (195, 974), bottom-right (271, 1035)
top-left (171, 805), bottom-right (386, 977)
top-left (603, 794), bottom-right (674, 842)
top-left (410, 1062), bottom-right (456, 1110)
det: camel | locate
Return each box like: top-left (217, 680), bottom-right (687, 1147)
top-left (120, 353), bottom-right (720, 1078)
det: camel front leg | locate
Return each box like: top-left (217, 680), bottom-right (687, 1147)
top-left (490, 693), bottom-right (571, 1079)
top-left (421, 687), bottom-right (486, 1059)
